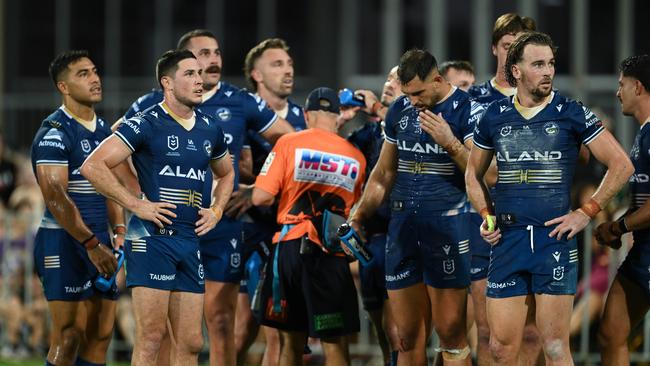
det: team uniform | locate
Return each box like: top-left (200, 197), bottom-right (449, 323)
top-left (255, 129), bottom-right (366, 338)
top-left (618, 122), bottom-right (650, 299)
top-left (348, 121), bottom-right (390, 310)
top-left (467, 78), bottom-right (515, 281)
top-left (473, 91), bottom-right (605, 298)
top-left (124, 82), bottom-right (278, 283)
top-left (116, 102), bottom-right (229, 293)
top-left (383, 89), bottom-right (481, 290)
top-left (31, 106), bottom-right (117, 301)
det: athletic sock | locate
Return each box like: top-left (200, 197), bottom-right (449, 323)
top-left (390, 350), bottom-right (398, 366)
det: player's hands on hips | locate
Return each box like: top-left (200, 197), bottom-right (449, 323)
top-left (196, 206), bottom-right (222, 236)
top-left (545, 209), bottom-right (590, 240)
top-left (88, 243), bottom-right (118, 277)
top-left (418, 111), bottom-right (456, 148)
top-left (225, 187), bottom-right (253, 219)
top-left (594, 221), bottom-right (623, 249)
top-left (480, 218), bottom-right (501, 245)
top-left (132, 199), bottom-right (177, 228)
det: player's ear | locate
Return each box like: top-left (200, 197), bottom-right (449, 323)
top-left (56, 80), bottom-right (68, 95)
top-left (492, 44), bottom-right (498, 57)
top-left (635, 79), bottom-right (645, 96)
top-left (251, 68), bottom-right (263, 83)
top-left (511, 64), bottom-right (521, 82)
top-left (160, 75), bottom-right (172, 90)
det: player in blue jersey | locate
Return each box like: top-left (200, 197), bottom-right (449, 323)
top-left (466, 32), bottom-right (633, 365)
top-left (119, 30), bottom-right (294, 366)
top-left (468, 13), bottom-right (536, 104)
top-left (81, 50), bottom-right (235, 366)
top-left (229, 37), bottom-right (307, 366)
top-left (350, 49), bottom-right (485, 365)
top-left (596, 55), bottom-right (650, 365)
top-left (465, 14), bottom-right (539, 365)
top-left (31, 50), bottom-right (120, 366)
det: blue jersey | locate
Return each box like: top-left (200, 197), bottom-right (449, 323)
top-left (123, 82), bottom-right (278, 190)
top-left (468, 79), bottom-right (512, 105)
top-left (31, 107), bottom-right (112, 233)
top-left (473, 92), bottom-right (605, 228)
top-left (384, 88), bottom-right (484, 214)
top-left (245, 99), bottom-right (305, 174)
top-left (115, 103), bottom-right (229, 238)
top-left (629, 123), bottom-right (650, 244)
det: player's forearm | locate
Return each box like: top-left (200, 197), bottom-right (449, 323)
top-left (81, 160), bottom-right (141, 213)
top-left (446, 140), bottom-right (470, 172)
top-left (44, 189), bottom-right (93, 242)
top-left (465, 165), bottom-right (492, 213)
top-left (591, 160), bottom-right (634, 210)
top-left (211, 171), bottom-right (235, 212)
top-left (622, 202), bottom-right (650, 232)
top-left (107, 199), bottom-right (125, 228)
top-left (350, 168), bottom-right (395, 224)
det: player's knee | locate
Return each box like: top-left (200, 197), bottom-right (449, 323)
top-left (476, 324), bottom-right (490, 346)
top-left (488, 337), bottom-right (516, 362)
top-left (393, 326), bottom-right (420, 352)
top-left (522, 325), bottom-right (540, 346)
top-left (206, 311), bottom-right (235, 335)
top-left (436, 320), bottom-right (466, 345)
top-left (597, 321), bottom-right (624, 349)
top-left (182, 334), bottom-right (204, 355)
top-left (542, 338), bottom-right (568, 361)
top-left (59, 326), bottom-right (83, 356)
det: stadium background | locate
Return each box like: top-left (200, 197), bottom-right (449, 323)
top-left (1, 0), bottom-right (650, 365)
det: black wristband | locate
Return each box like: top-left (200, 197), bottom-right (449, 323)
top-left (618, 217), bottom-right (630, 233)
top-left (81, 234), bottom-right (99, 250)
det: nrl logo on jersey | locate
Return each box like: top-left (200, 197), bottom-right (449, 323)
top-left (216, 107), bottom-right (231, 121)
top-left (80, 139), bottom-right (92, 153)
top-left (167, 135), bottom-right (179, 151)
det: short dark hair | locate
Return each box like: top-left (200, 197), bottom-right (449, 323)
top-left (48, 50), bottom-right (91, 87)
top-left (397, 49), bottom-right (438, 84)
top-left (504, 32), bottom-right (557, 87)
top-left (439, 60), bottom-right (475, 78)
top-left (492, 13), bottom-right (536, 46)
top-left (156, 49), bottom-right (197, 89)
top-left (244, 38), bottom-right (290, 92)
top-left (620, 55), bottom-right (650, 92)
top-left (176, 29), bottom-right (218, 50)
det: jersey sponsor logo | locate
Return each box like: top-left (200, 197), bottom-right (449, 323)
top-left (149, 273), bottom-right (176, 281)
top-left (487, 280), bottom-right (516, 289)
top-left (386, 270), bottom-right (411, 282)
top-left (260, 152), bottom-right (275, 176)
top-left (216, 107), bottom-right (231, 121)
top-left (543, 122), bottom-right (559, 136)
top-left (65, 280), bottom-right (92, 294)
top-left (38, 140), bottom-right (66, 150)
top-left (294, 148), bottom-right (360, 192)
top-left (630, 173), bottom-right (650, 183)
top-left (186, 139), bottom-right (197, 151)
top-left (168, 135), bottom-right (179, 151)
top-left (80, 139), bottom-right (92, 153)
top-left (496, 150), bottom-right (562, 162)
top-left (158, 165), bottom-right (206, 181)
top-left (585, 116), bottom-right (601, 129)
top-left (500, 126), bottom-right (512, 137)
top-left (43, 128), bottom-right (63, 141)
top-left (397, 140), bottom-right (447, 155)
top-left (123, 118), bottom-right (142, 134)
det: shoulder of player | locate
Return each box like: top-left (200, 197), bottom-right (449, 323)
top-left (132, 89), bottom-right (164, 110)
top-left (467, 80), bottom-right (491, 98)
top-left (385, 96), bottom-right (411, 120)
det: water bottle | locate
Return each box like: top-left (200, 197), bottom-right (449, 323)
top-left (337, 223), bottom-right (373, 265)
top-left (94, 248), bottom-right (125, 292)
top-left (339, 88), bottom-right (365, 107)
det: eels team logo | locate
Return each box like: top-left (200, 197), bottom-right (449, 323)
top-left (544, 122), bottom-right (559, 136)
top-left (203, 140), bottom-right (212, 157)
top-left (500, 126), bottom-right (512, 137)
top-left (216, 107), bottom-right (231, 121)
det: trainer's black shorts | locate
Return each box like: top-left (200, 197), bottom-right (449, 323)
top-left (258, 238), bottom-right (360, 338)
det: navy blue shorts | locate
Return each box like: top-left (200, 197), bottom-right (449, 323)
top-left (359, 233), bottom-right (388, 310)
top-left (619, 243), bottom-right (650, 300)
top-left (385, 213), bottom-right (471, 290)
top-left (125, 235), bottom-right (204, 293)
top-left (34, 229), bottom-right (118, 301)
top-left (199, 216), bottom-right (244, 283)
top-left (469, 212), bottom-right (491, 281)
top-left (487, 225), bottom-right (578, 298)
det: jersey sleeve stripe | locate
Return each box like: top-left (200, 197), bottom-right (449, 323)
top-left (257, 113), bottom-right (279, 134)
top-left (583, 126), bottom-right (605, 145)
top-left (211, 149), bottom-right (228, 160)
top-left (473, 140), bottom-right (494, 150)
top-left (114, 131), bottom-right (135, 152)
top-left (384, 135), bottom-right (397, 144)
top-left (463, 133), bottom-right (473, 143)
top-left (35, 160), bottom-right (68, 165)
top-left (242, 144), bottom-right (251, 149)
